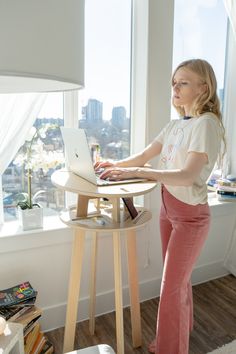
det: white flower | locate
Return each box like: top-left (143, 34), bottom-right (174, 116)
top-left (13, 153), bottom-right (27, 166)
top-left (13, 125), bottom-right (65, 174)
top-left (14, 124), bottom-right (64, 209)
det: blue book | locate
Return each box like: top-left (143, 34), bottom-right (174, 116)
top-left (0, 281), bottom-right (37, 307)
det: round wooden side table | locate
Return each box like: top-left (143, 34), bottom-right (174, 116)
top-left (51, 169), bottom-right (157, 354)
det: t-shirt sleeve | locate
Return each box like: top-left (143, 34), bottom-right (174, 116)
top-left (188, 117), bottom-right (221, 164)
top-left (154, 122), bottom-right (172, 145)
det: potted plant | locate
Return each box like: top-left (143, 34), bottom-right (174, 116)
top-left (13, 124), bottom-right (64, 230)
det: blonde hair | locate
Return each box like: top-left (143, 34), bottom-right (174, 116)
top-left (172, 58), bottom-right (226, 165)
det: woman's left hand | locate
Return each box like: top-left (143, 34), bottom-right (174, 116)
top-left (99, 167), bottom-right (139, 181)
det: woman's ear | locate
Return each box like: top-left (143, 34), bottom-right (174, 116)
top-left (200, 83), bottom-right (208, 94)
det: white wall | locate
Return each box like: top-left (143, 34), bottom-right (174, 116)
top-left (0, 197), bottom-right (235, 332)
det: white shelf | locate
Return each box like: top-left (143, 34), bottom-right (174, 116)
top-left (60, 206), bottom-right (152, 232)
top-left (0, 322), bottom-right (24, 354)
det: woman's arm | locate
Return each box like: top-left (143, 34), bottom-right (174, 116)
top-left (95, 139), bottom-right (163, 169)
top-left (100, 151), bottom-right (208, 186)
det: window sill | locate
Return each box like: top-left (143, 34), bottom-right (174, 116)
top-left (0, 209), bottom-right (68, 239)
top-left (0, 213), bottom-right (67, 238)
top-left (1, 195), bottom-right (236, 240)
top-left (0, 211), bottom-right (72, 254)
top-left (208, 192), bottom-right (236, 216)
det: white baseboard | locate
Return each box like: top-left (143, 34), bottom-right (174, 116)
top-left (191, 260), bottom-right (229, 285)
top-left (41, 260), bottom-right (229, 332)
top-left (41, 277), bottom-right (162, 332)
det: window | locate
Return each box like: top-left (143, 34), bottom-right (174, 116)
top-left (223, 26), bottom-right (236, 176)
top-left (1, 0), bottom-right (132, 224)
top-left (172, 0), bottom-right (228, 119)
top-left (78, 0), bottom-right (132, 161)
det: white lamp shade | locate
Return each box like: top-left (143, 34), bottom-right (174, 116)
top-left (0, 0), bottom-right (84, 93)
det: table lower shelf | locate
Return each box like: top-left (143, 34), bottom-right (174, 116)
top-left (60, 206), bottom-right (152, 231)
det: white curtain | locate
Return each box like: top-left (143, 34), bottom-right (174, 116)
top-left (224, 0), bottom-right (236, 38)
top-left (0, 93), bottom-right (46, 174)
top-left (0, 93), bottom-right (46, 224)
top-left (223, 0), bottom-right (236, 276)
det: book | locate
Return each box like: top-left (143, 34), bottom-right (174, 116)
top-left (217, 179), bottom-right (236, 187)
top-left (217, 190), bottom-right (236, 196)
top-left (24, 315), bottom-right (42, 337)
top-left (122, 197), bottom-right (138, 219)
top-left (13, 305), bottom-right (42, 336)
top-left (0, 304), bottom-right (32, 321)
top-left (12, 295), bottom-right (37, 307)
top-left (24, 320), bottom-right (40, 342)
top-left (217, 194), bottom-right (236, 201)
top-left (217, 185), bottom-right (236, 192)
top-left (0, 281), bottom-right (37, 307)
top-left (40, 339), bottom-right (54, 354)
top-left (24, 322), bottom-right (41, 354)
top-left (72, 215), bottom-right (112, 227)
top-left (30, 331), bottom-right (46, 354)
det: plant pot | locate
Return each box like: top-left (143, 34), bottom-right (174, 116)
top-left (18, 206), bottom-right (43, 231)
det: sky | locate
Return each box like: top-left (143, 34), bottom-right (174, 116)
top-left (173, 0), bottom-right (228, 87)
top-left (38, 0), bottom-right (228, 120)
top-left (38, 0), bottom-right (131, 120)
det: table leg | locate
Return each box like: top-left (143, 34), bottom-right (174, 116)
top-left (111, 198), bottom-right (120, 222)
top-left (113, 231), bottom-right (124, 354)
top-left (89, 231), bottom-right (97, 335)
top-left (76, 195), bottom-right (89, 217)
top-left (126, 230), bottom-right (142, 347)
top-left (63, 229), bottom-right (86, 353)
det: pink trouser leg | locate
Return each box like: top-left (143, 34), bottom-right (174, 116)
top-left (159, 208), bottom-right (194, 332)
top-left (155, 187), bottom-right (210, 354)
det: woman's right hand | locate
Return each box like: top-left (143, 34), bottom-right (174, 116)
top-left (94, 160), bottom-right (116, 172)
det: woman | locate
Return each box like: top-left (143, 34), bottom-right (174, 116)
top-left (95, 59), bottom-right (225, 354)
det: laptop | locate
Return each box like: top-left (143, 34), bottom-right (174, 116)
top-left (60, 127), bottom-right (146, 186)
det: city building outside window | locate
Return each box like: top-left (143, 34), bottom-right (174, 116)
top-left (78, 0), bottom-right (132, 161)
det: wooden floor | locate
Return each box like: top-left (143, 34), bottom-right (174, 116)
top-left (46, 274), bottom-right (236, 354)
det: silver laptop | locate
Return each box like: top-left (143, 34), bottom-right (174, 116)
top-left (60, 127), bottom-right (146, 186)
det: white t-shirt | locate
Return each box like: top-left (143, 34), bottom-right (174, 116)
top-left (155, 113), bottom-right (222, 205)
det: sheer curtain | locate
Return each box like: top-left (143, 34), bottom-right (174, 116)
top-left (224, 0), bottom-right (236, 38)
top-left (223, 0), bottom-right (236, 276)
top-left (0, 93), bottom-right (47, 224)
top-left (0, 93), bottom-right (47, 173)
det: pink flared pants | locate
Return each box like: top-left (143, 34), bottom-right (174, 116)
top-left (155, 186), bottom-right (210, 354)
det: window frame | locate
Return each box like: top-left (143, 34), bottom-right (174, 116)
top-left (1, 0), bottom-right (233, 228)
top-left (131, 0), bottom-right (174, 153)
top-left (222, 24), bottom-right (236, 176)
top-left (0, 1), bottom-right (134, 226)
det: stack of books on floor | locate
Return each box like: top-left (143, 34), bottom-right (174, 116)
top-left (0, 281), bottom-right (54, 354)
top-left (216, 177), bottom-right (236, 202)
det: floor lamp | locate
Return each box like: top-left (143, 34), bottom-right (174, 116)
top-left (0, 0), bottom-right (84, 93)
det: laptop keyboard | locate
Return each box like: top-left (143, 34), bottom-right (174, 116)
top-left (96, 176), bottom-right (110, 185)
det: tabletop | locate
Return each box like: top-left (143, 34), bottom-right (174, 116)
top-left (51, 169), bottom-right (158, 199)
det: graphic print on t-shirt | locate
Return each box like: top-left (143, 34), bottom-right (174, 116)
top-left (160, 127), bottom-right (184, 168)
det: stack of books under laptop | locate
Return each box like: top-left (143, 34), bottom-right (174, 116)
top-left (0, 281), bottom-right (53, 354)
